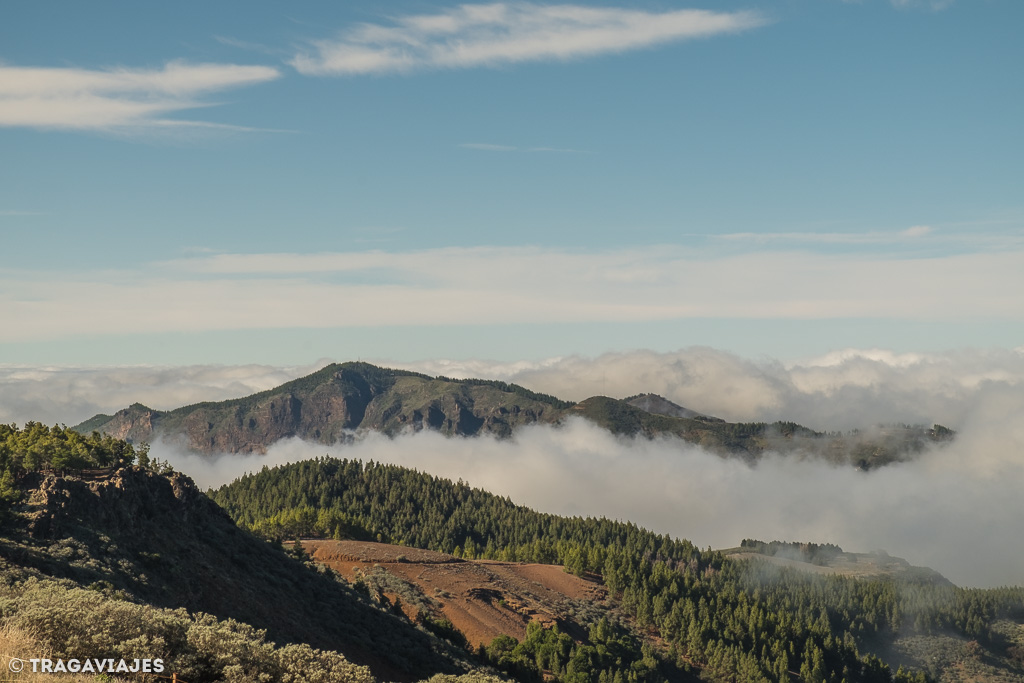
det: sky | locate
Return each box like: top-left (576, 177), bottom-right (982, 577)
top-left (2, 1), bottom-right (1024, 587)
top-left (1, 0), bottom-right (1022, 365)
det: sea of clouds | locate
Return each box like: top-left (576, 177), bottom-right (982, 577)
top-left (2, 346), bottom-right (1022, 588)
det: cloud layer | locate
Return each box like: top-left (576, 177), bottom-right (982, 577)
top-left (0, 362), bottom-right (325, 427)
top-left (3, 242), bottom-right (1022, 343)
top-left (166, 403), bottom-right (1024, 589)
top-left (5, 346), bottom-right (1022, 587)
top-left (402, 347), bottom-right (1024, 431)
top-left (291, 4), bottom-right (767, 75)
top-left (4, 347), bottom-right (1021, 434)
top-left (0, 61), bottom-right (280, 131)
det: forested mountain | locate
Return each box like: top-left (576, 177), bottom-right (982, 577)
top-left (74, 362), bottom-right (951, 468)
top-left (211, 457), bottom-right (1024, 683)
top-left (0, 424), bottom-right (486, 682)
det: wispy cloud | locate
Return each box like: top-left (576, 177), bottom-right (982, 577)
top-left (459, 142), bottom-right (591, 153)
top-left (891, 0), bottom-right (955, 10)
top-left (460, 142), bottom-right (518, 151)
top-left (291, 4), bottom-right (768, 76)
top-left (2, 243), bottom-right (1022, 343)
top-left (714, 225), bottom-right (1024, 253)
top-left (527, 146), bottom-right (589, 153)
top-left (717, 225), bottom-right (935, 245)
top-left (0, 60), bottom-right (281, 132)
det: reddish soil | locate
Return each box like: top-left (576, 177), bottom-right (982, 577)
top-left (303, 540), bottom-right (606, 648)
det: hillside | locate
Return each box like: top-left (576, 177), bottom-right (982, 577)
top-left (0, 426), bottom-right (488, 681)
top-left (73, 362), bottom-right (951, 468)
top-left (211, 457), bottom-right (1024, 683)
top-left (303, 540), bottom-right (1024, 683)
top-left (3, 424), bottom-right (1021, 682)
top-left (74, 362), bottom-right (567, 453)
top-left (301, 539), bottom-right (611, 652)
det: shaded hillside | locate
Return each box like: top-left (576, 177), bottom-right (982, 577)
top-left (0, 464), bottom-right (479, 680)
top-left (73, 362), bottom-right (952, 468)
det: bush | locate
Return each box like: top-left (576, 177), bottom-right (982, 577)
top-left (0, 579), bottom-right (374, 683)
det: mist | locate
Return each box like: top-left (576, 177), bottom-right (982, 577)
top-left (158, 379), bottom-right (1024, 589)
top-left (4, 347), bottom-right (1023, 588)
top-left (0, 361), bottom-right (328, 427)
top-left (4, 347), bottom-right (1023, 432)
top-left (398, 346), bottom-right (1024, 432)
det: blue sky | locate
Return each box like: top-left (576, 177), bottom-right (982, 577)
top-left (2, 0), bottom-right (1022, 366)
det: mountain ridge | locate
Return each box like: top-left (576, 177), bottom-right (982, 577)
top-left (73, 361), bottom-right (953, 468)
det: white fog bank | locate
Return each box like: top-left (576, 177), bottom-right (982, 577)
top-left (161, 382), bottom-right (1024, 589)
top-left (4, 347), bottom-right (1022, 588)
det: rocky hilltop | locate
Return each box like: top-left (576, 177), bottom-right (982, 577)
top-left (75, 362), bottom-right (567, 453)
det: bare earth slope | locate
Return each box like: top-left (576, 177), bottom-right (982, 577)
top-left (303, 540), bottom-right (608, 650)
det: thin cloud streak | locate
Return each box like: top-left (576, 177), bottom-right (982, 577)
top-left (718, 226), bottom-right (936, 245)
top-left (291, 4), bottom-right (768, 76)
top-left (891, 0), bottom-right (955, 10)
top-left (2, 245), bottom-right (1023, 342)
top-left (459, 142), bottom-right (518, 151)
top-left (0, 61), bottom-right (281, 132)
top-left (459, 143), bottom-right (592, 153)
